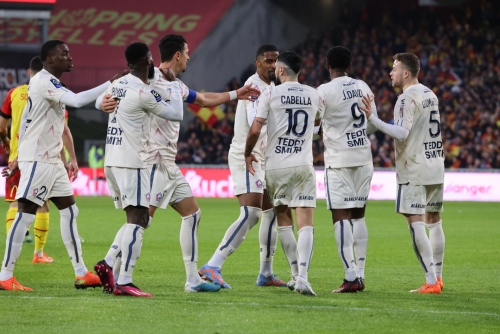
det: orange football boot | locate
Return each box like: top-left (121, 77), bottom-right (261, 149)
top-left (32, 253), bottom-right (54, 263)
top-left (437, 276), bottom-right (444, 290)
top-left (0, 277), bottom-right (33, 291)
top-left (410, 282), bottom-right (441, 294)
top-left (75, 271), bottom-right (101, 289)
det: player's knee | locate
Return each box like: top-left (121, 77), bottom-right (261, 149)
top-left (246, 206), bottom-right (262, 225)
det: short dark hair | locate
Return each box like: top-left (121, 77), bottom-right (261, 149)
top-left (30, 56), bottom-right (43, 73)
top-left (277, 51), bottom-right (302, 75)
top-left (393, 53), bottom-right (420, 77)
top-left (40, 40), bottom-right (65, 61)
top-left (125, 42), bottom-right (149, 65)
top-left (256, 44), bottom-right (278, 59)
top-left (158, 34), bottom-right (187, 62)
top-left (326, 46), bottom-right (351, 70)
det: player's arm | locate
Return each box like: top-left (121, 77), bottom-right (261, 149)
top-left (313, 91), bottom-right (325, 140)
top-left (244, 117), bottom-right (265, 175)
top-left (0, 89), bottom-right (13, 154)
top-left (62, 123), bottom-right (78, 181)
top-left (363, 88), bottom-right (379, 135)
top-left (193, 83), bottom-right (260, 108)
top-left (246, 99), bottom-right (258, 127)
top-left (360, 95), bottom-right (409, 141)
top-left (148, 82), bottom-right (184, 121)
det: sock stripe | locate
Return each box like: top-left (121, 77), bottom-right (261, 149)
top-left (396, 184), bottom-right (402, 213)
top-left (190, 213), bottom-right (197, 262)
top-left (307, 228), bottom-right (314, 273)
top-left (245, 167), bottom-right (250, 193)
top-left (220, 206), bottom-right (248, 251)
top-left (265, 211), bottom-right (276, 259)
top-left (149, 164), bottom-right (157, 190)
top-left (68, 206), bottom-right (79, 264)
top-left (22, 161), bottom-right (37, 198)
top-left (136, 169), bottom-right (141, 206)
top-left (5, 213), bottom-right (22, 267)
top-left (340, 220), bottom-right (349, 269)
top-left (34, 228), bottom-right (48, 232)
top-left (125, 225), bottom-right (140, 272)
top-left (325, 169), bottom-right (332, 209)
top-left (409, 224), bottom-right (428, 273)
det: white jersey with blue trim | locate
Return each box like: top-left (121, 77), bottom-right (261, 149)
top-left (18, 69), bottom-right (68, 163)
top-left (104, 73), bottom-right (176, 168)
top-left (394, 83), bottom-right (444, 185)
top-left (147, 67), bottom-right (192, 165)
top-left (256, 81), bottom-right (322, 170)
top-left (228, 73), bottom-right (272, 165)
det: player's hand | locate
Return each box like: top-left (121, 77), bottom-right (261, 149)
top-left (110, 69), bottom-right (130, 83)
top-left (159, 67), bottom-right (176, 82)
top-left (100, 94), bottom-right (118, 113)
top-left (2, 158), bottom-right (18, 179)
top-left (359, 95), bottom-right (373, 119)
top-left (1, 137), bottom-right (10, 154)
top-left (245, 154), bottom-right (258, 175)
top-left (237, 83), bottom-right (260, 102)
top-left (68, 160), bottom-right (79, 182)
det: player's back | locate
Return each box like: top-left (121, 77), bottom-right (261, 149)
top-left (104, 73), bottom-right (156, 169)
top-left (18, 70), bottom-right (67, 163)
top-left (262, 82), bottom-right (320, 170)
top-left (228, 73), bottom-right (270, 165)
top-left (1, 84), bottom-right (28, 162)
top-left (394, 83), bottom-right (444, 185)
top-left (318, 76), bottom-right (374, 168)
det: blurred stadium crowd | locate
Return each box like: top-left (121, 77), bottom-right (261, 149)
top-left (179, 1), bottom-right (500, 169)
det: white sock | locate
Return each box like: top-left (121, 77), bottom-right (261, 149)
top-left (297, 226), bottom-right (314, 281)
top-left (352, 218), bottom-right (368, 279)
top-left (0, 212), bottom-right (35, 280)
top-left (278, 226), bottom-right (298, 278)
top-left (180, 209), bottom-right (204, 285)
top-left (105, 223), bottom-right (127, 267)
top-left (409, 221), bottom-right (436, 285)
top-left (334, 220), bottom-right (357, 281)
top-left (208, 206), bottom-right (261, 268)
top-left (259, 208), bottom-right (277, 276)
top-left (113, 254), bottom-right (122, 284)
top-left (118, 224), bottom-right (144, 285)
top-left (426, 220), bottom-right (445, 278)
top-left (60, 205), bottom-right (88, 277)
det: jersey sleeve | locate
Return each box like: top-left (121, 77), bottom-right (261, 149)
top-left (41, 75), bottom-right (70, 102)
top-left (1, 88), bottom-right (14, 118)
top-left (363, 84), bottom-right (379, 134)
top-left (177, 79), bottom-right (193, 102)
top-left (395, 96), bottom-right (415, 132)
top-left (316, 89), bottom-right (326, 120)
top-left (255, 86), bottom-right (272, 120)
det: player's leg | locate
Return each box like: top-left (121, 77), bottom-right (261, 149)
top-left (397, 183), bottom-right (440, 294)
top-left (4, 168), bottom-right (32, 243)
top-left (274, 205), bottom-right (298, 288)
top-left (294, 206), bottom-right (316, 296)
top-left (425, 184), bottom-right (445, 290)
top-left (200, 165), bottom-right (263, 288)
top-left (5, 201), bottom-right (17, 236)
top-left (32, 201), bottom-right (53, 263)
top-left (256, 189), bottom-right (286, 287)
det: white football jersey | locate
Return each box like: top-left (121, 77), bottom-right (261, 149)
top-left (394, 83), bottom-right (444, 185)
top-left (104, 73), bottom-right (178, 169)
top-left (147, 68), bottom-right (191, 165)
top-left (317, 76), bottom-right (376, 168)
top-left (228, 73), bottom-right (271, 165)
top-left (18, 69), bottom-right (69, 163)
top-left (256, 81), bottom-right (321, 170)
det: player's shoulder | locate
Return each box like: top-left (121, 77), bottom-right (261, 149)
top-left (245, 73), bottom-right (268, 90)
top-left (403, 83), bottom-right (435, 100)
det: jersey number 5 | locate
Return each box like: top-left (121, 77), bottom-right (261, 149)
top-left (285, 109), bottom-right (308, 137)
top-left (429, 110), bottom-right (441, 138)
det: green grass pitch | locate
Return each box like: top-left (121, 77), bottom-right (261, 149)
top-left (0, 197), bottom-right (498, 333)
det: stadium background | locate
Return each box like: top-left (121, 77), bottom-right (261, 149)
top-left (1, 0), bottom-right (499, 202)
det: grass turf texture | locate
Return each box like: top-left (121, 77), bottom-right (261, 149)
top-left (0, 197), bottom-right (498, 333)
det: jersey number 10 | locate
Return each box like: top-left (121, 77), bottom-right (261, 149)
top-left (285, 109), bottom-right (308, 137)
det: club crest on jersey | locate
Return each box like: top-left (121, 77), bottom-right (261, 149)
top-left (33, 188), bottom-right (38, 197)
top-left (255, 179), bottom-right (263, 188)
top-left (150, 90), bottom-right (162, 102)
top-left (156, 193), bottom-right (163, 202)
top-left (50, 78), bottom-right (62, 88)
top-left (145, 193), bottom-right (151, 201)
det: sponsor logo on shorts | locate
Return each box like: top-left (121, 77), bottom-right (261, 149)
top-left (156, 193), bottom-right (163, 202)
top-left (344, 196), bottom-right (367, 201)
top-left (427, 202), bottom-right (442, 207)
top-left (113, 197), bottom-right (119, 202)
top-left (300, 262), bottom-right (307, 266)
top-left (299, 195), bottom-right (314, 200)
top-left (33, 188), bottom-right (38, 197)
top-left (255, 179), bottom-right (263, 188)
top-left (410, 204), bottom-right (425, 208)
top-left (122, 194), bottom-right (127, 201)
top-left (145, 193), bottom-right (150, 201)
top-left (274, 194), bottom-right (285, 199)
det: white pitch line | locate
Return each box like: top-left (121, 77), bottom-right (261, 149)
top-left (1, 295), bottom-right (498, 318)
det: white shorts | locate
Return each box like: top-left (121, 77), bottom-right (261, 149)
top-left (324, 164), bottom-right (373, 209)
top-left (230, 163), bottom-right (266, 196)
top-left (105, 166), bottom-right (150, 209)
top-left (148, 163), bottom-right (193, 209)
top-left (396, 183), bottom-right (444, 215)
top-left (16, 161), bottom-right (73, 206)
top-left (266, 165), bottom-right (316, 208)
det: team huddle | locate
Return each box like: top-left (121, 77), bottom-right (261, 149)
top-left (0, 34), bottom-right (446, 296)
